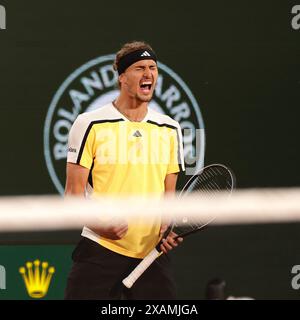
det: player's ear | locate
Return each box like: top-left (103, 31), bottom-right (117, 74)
top-left (119, 73), bottom-right (125, 85)
top-left (119, 73), bottom-right (129, 89)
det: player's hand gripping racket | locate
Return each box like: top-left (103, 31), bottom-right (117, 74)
top-left (122, 163), bottom-right (236, 289)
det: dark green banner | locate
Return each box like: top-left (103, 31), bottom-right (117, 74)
top-left (0, 245), bottom-right (73, 299)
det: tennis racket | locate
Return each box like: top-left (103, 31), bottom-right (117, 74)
top-left (122, 163), bottom-right (236, 289)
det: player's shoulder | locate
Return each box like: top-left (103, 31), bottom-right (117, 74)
top-left (77, 103), bottom-right (120, 124)
top-left (147, 108), bottom-right (181, 130)
top-left (70, 103), bottom-right (120, 135)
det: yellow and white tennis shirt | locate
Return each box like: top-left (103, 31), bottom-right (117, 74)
top-left (67, 102), bottom-right (185, 258)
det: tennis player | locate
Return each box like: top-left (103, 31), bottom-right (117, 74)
top-left (64, 41), bottom-right (185, 299)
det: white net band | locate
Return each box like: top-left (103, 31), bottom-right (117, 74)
top-left (0, 188), bottom-right (300, 232)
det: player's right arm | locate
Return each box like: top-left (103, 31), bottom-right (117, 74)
top-left (65, 163), bottom-right (89, 196)
top-left (64, 163), bottom-right (127, 239)
top-left (65, 115), bottom-right (128, 240)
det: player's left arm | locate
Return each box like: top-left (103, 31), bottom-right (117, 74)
top-left (164, 172), bottom-right (178, 195)
top-left (161, 172), bottom-right (178, 232)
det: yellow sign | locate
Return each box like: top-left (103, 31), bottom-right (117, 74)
top-left (19, 260), bottom-right (55, 298)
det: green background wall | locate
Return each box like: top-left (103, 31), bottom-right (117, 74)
top-left (0, 0), bottom-right (299, 299)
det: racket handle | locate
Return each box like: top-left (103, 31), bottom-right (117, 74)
top-left (122, 248), bottom-right (161, 288)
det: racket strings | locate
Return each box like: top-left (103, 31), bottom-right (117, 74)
top-left (175, 165), bottom-right (235, 236)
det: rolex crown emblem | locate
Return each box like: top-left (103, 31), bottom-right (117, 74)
top-left (19, 259), bottom-right (55, 298)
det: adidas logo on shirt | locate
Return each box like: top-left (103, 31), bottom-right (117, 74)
top-left (140, 51), bottom-right (151, 57)
top-left (133, 130), bottom-right (142, 137)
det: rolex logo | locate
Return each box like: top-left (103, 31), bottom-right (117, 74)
top-left (19, 260), bottom-right (55, 298)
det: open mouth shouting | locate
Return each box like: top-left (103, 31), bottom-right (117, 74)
top-left (139, 80), bottom-right (153, 95)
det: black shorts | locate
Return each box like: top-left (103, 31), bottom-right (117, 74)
top-left (64, 237), bottom-right (177, 300)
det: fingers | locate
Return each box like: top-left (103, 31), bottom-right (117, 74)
top-left (175, 236), bottom-right (183, 243)
top-left (111, 216), bottom-right (127, 229)
top-left (160, 223), bottom-right (169, 234)
top-left (169, 231), bottom-right (183, 244)
top-left (110, 224), bottom-right (128, 240)
top-left (88, 216), bottom-right (128, 240)
top-left (160, 218), bottom-right (172, 234)
top-left (160, 239), bottom-right (173, 253)
top-left (160, 233), bottom-right (183, 253)
top-left (97, 218), bottom-right (128, 240)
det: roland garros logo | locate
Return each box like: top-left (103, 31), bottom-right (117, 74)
top-left (44, 55), bottom-right (205, 194)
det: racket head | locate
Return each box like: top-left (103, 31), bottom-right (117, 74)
top-left (174, 164), bottom-right (236, 237)
top-left (180, 163), bottom-right (236, 196)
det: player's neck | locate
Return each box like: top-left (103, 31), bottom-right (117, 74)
top-left (113, 96), bottom-right (148, 122)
